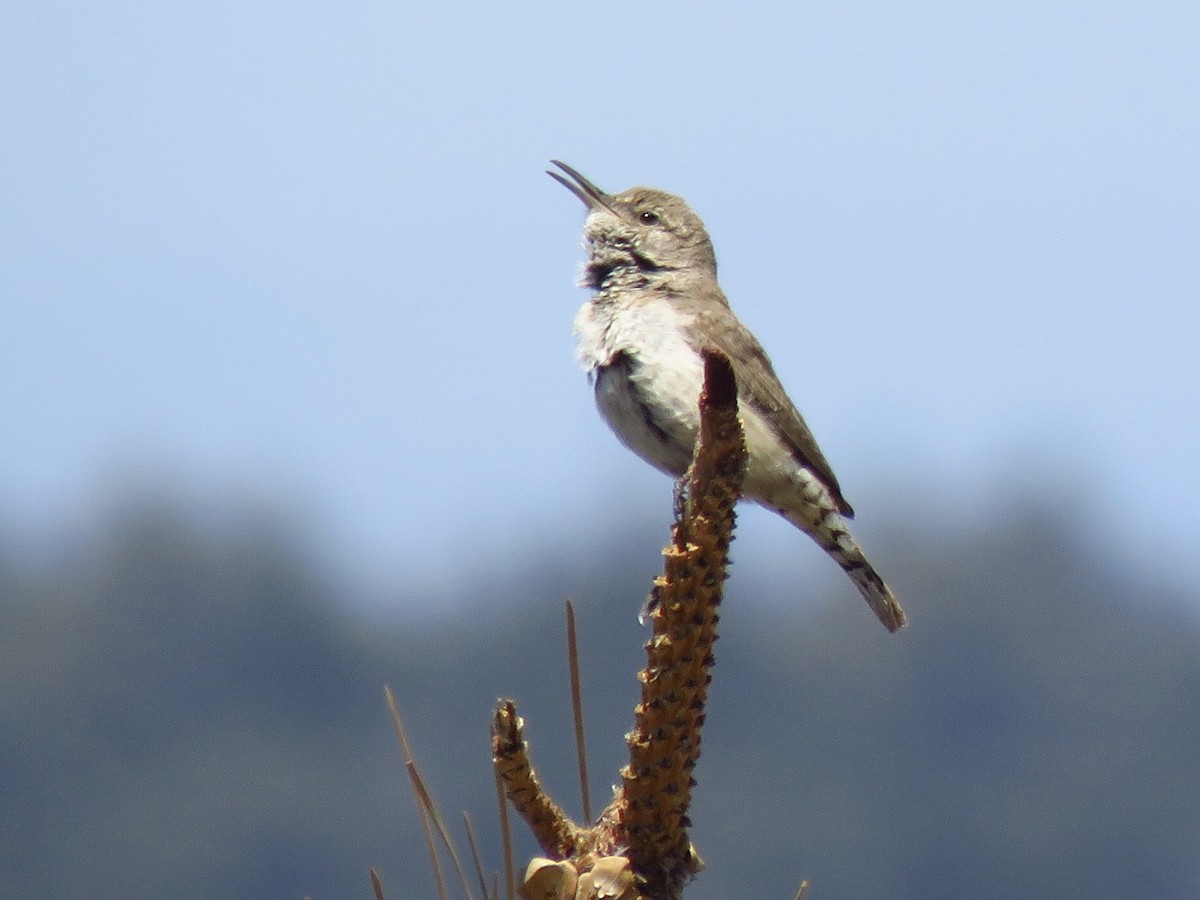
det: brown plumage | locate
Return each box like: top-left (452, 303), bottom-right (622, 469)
top-left (550, 161), bottom-right (906, 632)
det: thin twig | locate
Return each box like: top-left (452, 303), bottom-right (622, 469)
top-left (369, 867), bottom-right (385, 900)
top-left (385, 686), bottom-right (448, 900)
top-left (565, 599), bottom-right (593, 823)
top-left (463, 811), bottom-right (492, 900)
top-left (384, 684), bottom-right (416, 761)
top-left (494, 767), bottom-right (515, 900)
top-left (407, 761), bottom-right (477, 900)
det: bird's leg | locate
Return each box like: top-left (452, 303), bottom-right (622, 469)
top-left (672, 476), bottom-right (690, 521)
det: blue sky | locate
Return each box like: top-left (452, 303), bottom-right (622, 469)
top-left (2, 2), bottom-right (1197, 605)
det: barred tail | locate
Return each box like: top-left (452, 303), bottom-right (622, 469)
top-left (842, 555), bottom-right (907, 633)
top-left (780, 497), bottom-right (908, 633)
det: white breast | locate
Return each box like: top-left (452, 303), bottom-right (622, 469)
top-left (573, 295), bottom-right (707, 477)
top-left (573, 294), bottom-right (695, 372)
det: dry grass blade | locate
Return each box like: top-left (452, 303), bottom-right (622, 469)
top-left (463, 811), bottom-right (492, 900)
top-left (384, 684), bottom-right (416, 761)
top-left (792, 879), bottom-right (810, 900)
top-left (565, 599), bottom-right (593, 823)
top-left (369, 866), bottom-right (385, 900)
top-left (385, 686), bottom-right (448, 900)
top-left (406, 761), bottom-right (477, 900)
top-left (494, 767), bottom-right (515, 900)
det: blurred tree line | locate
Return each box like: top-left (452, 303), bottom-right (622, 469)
top-left (1, 488), bottom-right (1198, 898)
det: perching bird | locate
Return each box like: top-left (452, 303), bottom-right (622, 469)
top-left (549, 161), bottom-right (907, 632)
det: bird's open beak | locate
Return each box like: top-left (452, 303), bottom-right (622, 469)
top-left (547, 160), bottom-right (619, 216)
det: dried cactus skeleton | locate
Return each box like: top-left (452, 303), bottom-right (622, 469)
top-left (493, 349), bottom-right (746, 900)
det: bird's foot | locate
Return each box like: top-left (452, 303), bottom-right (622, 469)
top-left (673, 476), bottom-right (690, 520)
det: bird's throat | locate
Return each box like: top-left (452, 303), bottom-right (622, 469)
top-left (584, 246), bottom-right (663, 290)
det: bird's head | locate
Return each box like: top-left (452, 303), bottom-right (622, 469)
top-left (548, 160), bottom-right (717, 290)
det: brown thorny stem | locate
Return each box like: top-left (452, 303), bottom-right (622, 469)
top-left (493, 349), bottom-right (745, 900)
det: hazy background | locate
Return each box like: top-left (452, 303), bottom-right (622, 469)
top-left (3, 1), bottom-right (1198, 897)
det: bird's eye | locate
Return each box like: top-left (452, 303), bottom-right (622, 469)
top-left (638, 210), bottom-right (660, 226)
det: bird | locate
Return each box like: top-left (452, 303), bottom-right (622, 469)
top-left (548, 160), bottom-right (907, 632)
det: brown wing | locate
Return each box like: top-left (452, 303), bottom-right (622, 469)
top-left (685, 288), bottom-right (855, 517)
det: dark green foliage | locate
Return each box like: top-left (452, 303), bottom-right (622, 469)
top-left (1, 494), bottom-right (1197, 898)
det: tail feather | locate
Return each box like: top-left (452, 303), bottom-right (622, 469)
top-left (778, 494), bottom-right (908, 632)
top-left (843, 557), bottom-right (907, 633)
